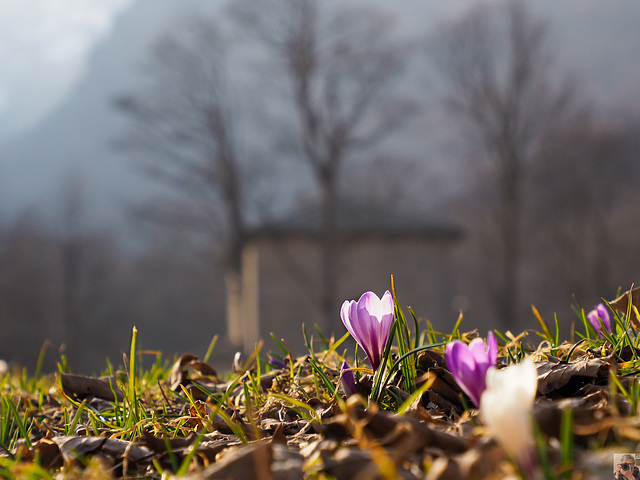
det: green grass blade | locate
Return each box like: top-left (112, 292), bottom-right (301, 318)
top-left (270, 333), bottom-right (290, 356)
top-left (560, 408), bottom-right (574, 479)
top-left (450, 312), bottom-right (463, 339)
top-left (307, 357), bottom-right (336, 396)
top-left (397, 376), bottom-right (434, 415)
top-left (379, 342), bottom-right (446, 397)
top-left (268, 393), bottom-right (320, 422)
top-left (67, 399), bottom-right (87, 436)
top-left (370, 322), bottom-right (397, 402)
top-left (391, 278), bottom-right (416, 393)
top-left (407, 306), bottom-right (420, 350)
top-left (203, 334), bottom-right (218, 364)
top-left (531, 305), bottom-right (553, 343)
top-left (321, 331), bottom-right (350, 362)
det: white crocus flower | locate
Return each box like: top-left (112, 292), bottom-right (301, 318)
top-left (480, 357), bottom-right (538, 477)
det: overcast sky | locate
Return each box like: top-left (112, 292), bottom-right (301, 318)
top-left (1, 0), bottom-right (639, 146)
top-left (0, 0), bottom-right (638, 233)
top-left (3, 0), bottom-right (640, 141)
top-left (0, 0), bottom-right (133, 141)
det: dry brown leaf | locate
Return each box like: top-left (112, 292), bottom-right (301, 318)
top-left (573, 415), bottom-right (640, 440)
top-left (186, 441), bottom-right (274, 480)
top-left (609, 286), bottom-right (640, 330)
top-left (342, 400), bottom-right (468, 455)
top-left (322, 447), bottom-right (389, 480)
top-left (536, 355), bottom-right (612, 395)
top-left (18, 437), bottom-right (63, 470)
top-left (59, 373), bottom-right (124, 402)
top-left (52, 435), bottom-right (153, 468)
top-left (260, 418), bottom-right (311, 437)
top-left (425, 456), bottom-right (462, 480)
top-left (169, 354), bottom-right (219, 394)
top-left (271, 443), bottom-right (305, 480)
top-left (416, 353), bottom-right (466, 415)
top-left (143, 431), bottom-right (198, 454)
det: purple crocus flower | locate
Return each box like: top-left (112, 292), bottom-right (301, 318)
top-left (587, 303), bottom-right (611, 336)
top-left (269, 359), bottom-right (287, 369)
top-left (340, 291), bottom-right (394, 372)
top-left (340, 361), bottom-right (357, 396)
top-left (444, 331), bottom-right (498, 408)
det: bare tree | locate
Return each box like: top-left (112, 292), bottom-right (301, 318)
top-left (56, 171), bottom-right (88, 366)
top-left (430, 0), bottom-right (580, 327)
top-left (0, 212), bottom-right (59, 368)
top-left (115, 19), bottom-right (252, 346)
top-left (525, 110), bottom-right (637, 313)
top-left (231, 0), bottom-right (415, 332)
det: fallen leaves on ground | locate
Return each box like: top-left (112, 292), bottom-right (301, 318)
top-left (2, 340), bottom-right (633, 480)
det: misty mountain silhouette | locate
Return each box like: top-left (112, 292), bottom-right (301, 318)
top-left (1, 0), bottom-right (638, 236)
top-left (0, 0), bottom-right (222, 230)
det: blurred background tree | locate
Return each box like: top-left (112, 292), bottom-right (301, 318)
top-left (430, 0), bottom-right (583, 328)
top-left (230, 0), bottom-right (418, 333)
top-left (114, 19), bottom-right (256, 347)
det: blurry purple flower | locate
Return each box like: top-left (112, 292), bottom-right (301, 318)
top-left (587, 303), bottom-right (611, 336)
top-left (340, 361), bottom-right (357, 396)
top-left (340, 291), bottom-right (394, 371)
top-left (444, 331), bottom-right (498, 408)
top-left (269, 359), bottom-right (287, 369)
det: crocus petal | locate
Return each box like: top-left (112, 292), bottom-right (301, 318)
top-left (486, 331), bottom-right (498, 364)
top-left (587, 303), bottom-right (611, 336)
top-left (342, 299), bottom-right (372, 355)
top-left (380, 291), bottom-right (395, 319)
top-left (340, 291), bottom-right (395, 372)
top-left (269, 359), bottom-right (286, 369)
top-left (358, 291), bottom-right (384, 319)
top-left (340, 361), bottom-right (357, 396)
top-left (371, 291), bottom-right (394, 366)
top-left (480, 357), bottom-right (538, 475)
top-left (378, 291), bottom-right (395, 341)
top-left (444, 332), bottom-right (498, 408)
top-left (445, 340), bottom-right (485, 407)
top-left (596, 303), bottom-right (611, 332)
top-left (341, 300), bottom-right (362, 344)
top-left (469, 337), bottom-right (490, 365)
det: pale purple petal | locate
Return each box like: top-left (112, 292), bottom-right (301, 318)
top-left (596, 304), bottom-right (611, 332)
top-left (340, 300), bottom-right (355, 336)
top-left (340, 361), bottom-right (357, 396)
top-left (341, 302), bottom-right (360, 349)
top-left (469, 337), bottom-right (489, 365)
top-left (445, 333), bottom-right (498, 408)
top-left (377, 312), bottom-right (394, 353)
top-left (363, 316), bottom-right (381, 369)
top-left (340, 291), bottom-right (394, 372)
top-left (380, 291), bottom-right (394, 316)
top-left (445, 341), bottom-right (474, 386)
top-left (487, 331), bottom-right (498, 364)
top-left (358, 291), bottom-right (382, 318)
top-left (587, 303), bottom-right (611, 336)
top-left (270, 359), bottom-right (286, 369)
top-left (379, 291), bottom-right (395, 332)
top-left (447, 341), bottom-right (484, 407)
top-left (343, 295), bottom-right (378, 368)
top-left (343, 300), bottom-right (366, 346)
top-left (586, 309), bottom-right (600, 333)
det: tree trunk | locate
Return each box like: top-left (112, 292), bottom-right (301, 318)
top-left (499, 149), bottom-right (521, 329)
top-left (319, 163), bottom-right (339, 336)
top-left (226, 269), bottom-right (243, 347)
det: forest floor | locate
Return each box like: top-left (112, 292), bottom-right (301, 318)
top-left (2, 289), bottom-right (640, 479)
